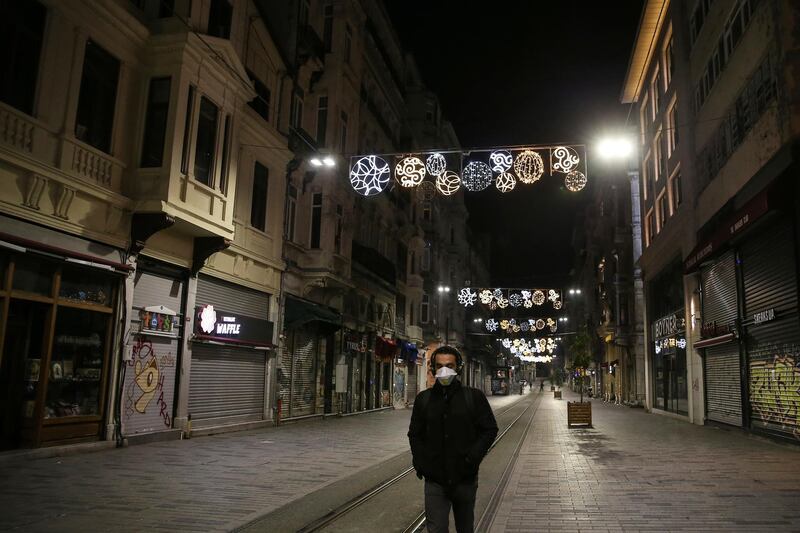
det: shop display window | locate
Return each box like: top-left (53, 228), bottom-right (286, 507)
top-left (11, 254), bottom-right (55, 295)
top-left (59, 265), bottom-right (113, 307)
top-left (44, 307), bottom-right (108, 419)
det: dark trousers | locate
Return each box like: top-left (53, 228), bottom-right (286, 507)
top-left (424, 479), bottom-right (478, 533)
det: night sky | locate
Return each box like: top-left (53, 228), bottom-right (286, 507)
top-left (387, 1), bottom-right (644, 286)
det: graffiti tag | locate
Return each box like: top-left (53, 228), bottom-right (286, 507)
top-left (750, 353), bottom-right (800, 440)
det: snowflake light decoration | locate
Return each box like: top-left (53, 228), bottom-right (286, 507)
top-left (502, 338), bottom-right (512, 348)
top-left (520, 321), bottom-right (530, 332)
top-left (495, 172), bottom-right (516, 193)
top-left (553, 300), bottom-right (562, 310)
top-left (426, 153), bottom-right (447, 176)
top-left (458, 288), bottom-right (477, 306)
top-left (395, 156), bottom-right (426, 187)
top-left (497, 297), bottom-right (509, 309)
top-left (535, 319), bottom-right (546, 330)
top-left (489, 301), bottom-right (498, 310)
top-left (350, 156), bottom-right (390, 197)
top-left (532, 290), bottom-right (546, 305)
top-left (500, 320), bottom-right (509, 330)
top-left (512, 325), bottom-right (520, 333)
top-left (479, 290), bottom-right (493, 304)
top-left (493, 289), bottom-right (503, 299)
top-left (551, 146), bottom-right (580, 173)
top-left (485, 319), bottom-right (498, 332)
top-left (461, 161), bottom-right (493, 191)
top-left (489, 150), bottom-right (513, 172)
top-left (514, 150), bottom-right (545, 184)
top-left (509, 292), bottom-right (523, 307)
top-left (547, 317), bottom-right (556, 330)
top-left (548, 290), bottom-right (559, 302)
top-left (565, 170), bottom-right (587, 192)
top-left (436, 170), bottom-right (461, 196)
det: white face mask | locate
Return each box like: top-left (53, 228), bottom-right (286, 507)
top-left (435, 366), bottom-right (458, 386)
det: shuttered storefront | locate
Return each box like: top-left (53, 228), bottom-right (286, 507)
top-left (124, 265), bottom-right (184, 437)
top-left (281, 328), bottom-right (317, 418)
top-left (740, 218), bottom-right (800, 440)
top-left (189, 275), bottom-right (271, 428)
top-left (701, 251), bottom-right (743, 427)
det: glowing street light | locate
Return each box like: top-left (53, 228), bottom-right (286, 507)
top-left (438, 285), bottom-right (451, 293)
top-left (309, 156), bottom-right (337, 167)
top-left (597, 137), bottom-right (634, 160)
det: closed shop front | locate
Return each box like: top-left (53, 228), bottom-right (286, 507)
top-left (740, 217), bottom-right (800, 440)
top-left (123, 258), bottom-right (185, 439)
top-left (699, 251), bottom-right (743, 427)
top-left (189, 275), bottom-right (273, 429)
top-left (0, 220), bottom-right (126, 449)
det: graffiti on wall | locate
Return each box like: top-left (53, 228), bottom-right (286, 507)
top-left (750, 351), bottom-right (800, 440)
top-left (124, 337), bottom-right (175, 429)
top-left (394, 367), bottom-right (406, 407)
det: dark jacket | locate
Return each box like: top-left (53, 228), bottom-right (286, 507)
top-left (407, 379), bottom-right (498, 487)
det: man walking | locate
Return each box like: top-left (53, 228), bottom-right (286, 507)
top-left (408, 346), bottom-right (498, 533)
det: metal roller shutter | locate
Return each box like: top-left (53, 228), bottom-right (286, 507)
top-left (701, 251), bottom-right (743, 426)
top-left (279, 328), bottom-right (317, 418)
top-left (407, 364), bottom-right (418, 403)
top-left (741, 219), bottom-right (800, 440)
top-left (196, 275), bottom-right (269, 318)
top-left (123, 270), bottom-right (184, 436)
top-left (188, 344), bottom-right (265, 427)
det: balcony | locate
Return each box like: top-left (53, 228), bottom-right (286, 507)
top-left (352, 241), bottom-right (396, 287)
top-left (297, 24), bottom-right (325, 66)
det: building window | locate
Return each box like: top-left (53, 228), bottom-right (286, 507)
top-left (669, 169), bottom-right (683, 212)
top-left (657, 190), bottom-right (668, 230)
top-left (323, 5), bottom-right (333, 52)
top-left (247, 69), bottom-right (270, 122)
top-left (690, 0), bottom-right (713, 45)
top-left (639, 93), bottom-right (649, 145)
top-left (194, 96), bottom-right (219, 187)
top-left (651, 70), bottom-right (661, 120)
top-left (663, 36), bottom-right (674, 88)
top-left (410, 251), bottom-right (416, 275)
top-left (421, 244), bottom-right (431, 271)
top-left (0, 0), bottom-right (46, 116)
top-left (334, 204), bottom-right (343, 254)
top-left (645, 209), bottom-right (655, 246)
top-left (653, 131), bottom-right (664, 181)
top-left (290, 90), bottom-right (303, 130)
top-left (207, 0), bottom-right (232, 39)
top-left (140, 77), bottom-right (171, 168)
top-left (344, 24), bottom-right (352, 64)
top-left (218, 115), bottom-right (232, 193)
top-left (642, 153), bottom-right (652, 200)
top-left (666, 99), bottom-right (677, 156)
top-left (422, 202), bottom-right (432, 222)
top-left (251, 161), bottom-right (268, 232)
top-left (339, 110), bottom-right (348, 152)
top-left (285, 184), bottom-right (297, 241)
top-left (317, 96), bottom-right (328, 146)
top-left (421, 293), bottom-right (430, 324)
top-left (310, 192), bottom-right (322, 249)
top-left (299, 0), bottom-right (309, 27)
top-left (75, 40), bottom-right (120, 154)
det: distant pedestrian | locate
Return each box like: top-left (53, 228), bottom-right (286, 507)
top-left (408, 346), bottom-right (498, 533)
top-left (540, 380), bottom-right (544, 392)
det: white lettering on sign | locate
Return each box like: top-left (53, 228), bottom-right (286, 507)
top-left (753, 308), bottom-right (775, 326)
top-left (216, 323), bottom-right (241, 335)
top-left (222, 316), bottom-right (236, 322)
top-left (730, 214), bottom-right (749, 235)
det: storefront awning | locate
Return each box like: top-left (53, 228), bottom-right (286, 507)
top-left (284, 296), bottom-right (341, 329)
top-left (694, 333), bottom-right (736, 349)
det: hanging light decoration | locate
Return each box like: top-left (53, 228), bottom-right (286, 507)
top-left (350, 155), bottom-right (391, 197)
top-left (479, 290), bottom-right (493, 304)
top-left (495, 172), bottom-right (517, 193)
top-left (417, 181), bottom-right (436, 201)
top-left (489, 150), bottom-right (513, 172)
top-left (532, 290), bottom-right (546, 305)
top-left (485, 319), bottom-right (499, 332)
top-left (513, 150), bottom-right (545, 184)
top-left (426, 153), bottom-right (447, 177)
top-left (551, 145), bottom-right (580, 173)
top-left (395, 156), bottom-right (426, 187)
top-left (461, 161), bottom-right (493, 191)
top-left (565, 170), bottom-right (587, 192)
top-left (436, 170), bottom-right (461, 196)
top-left (509, 292), bottom-right (524, 307)
top-left (457, 288), bottom-right (477, 306)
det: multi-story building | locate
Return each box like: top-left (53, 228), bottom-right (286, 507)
top-left (622, 0), bottom-right (800, 441)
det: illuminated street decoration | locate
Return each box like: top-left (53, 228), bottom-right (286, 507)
top-left (395, 156), bottom-right (426, 187)
top-left (417, 181), bottom-right (436, 201)
top-left (350, 156), bottom-right (391, 197)
top-left (348, 144), bottom-right (587, 197)
top-left (513, 150), bottom-right (545, 184)
top-left (498, 336), bottom-right (558, 357)
top-left (488, 318), bottom-right (559, 332)
top-left (462, 161), bottom-right (493, 191)
top-left (564, 170), bottom-right (587, 192)
top-left (436, 170), bottom-right (461, 195)
top-left (551, 145), bottom-right (580, 173)
top-left (495, 172), bottom-right (517, 193)
top-left (489, 150), bottom-right (513, 172)
top-left (426, 153), bottom-right (447, 176)
top-left (458, 288), bottom-right (478, 306)
top-left (463, 288), bottom-right (562, 310)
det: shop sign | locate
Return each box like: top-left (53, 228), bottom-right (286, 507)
top-left (752, 308), bottom-right (776, 326)
top-left (195, 305), bottom-right (274, 346)
top-left (654, 337), bottom-right (687, 354)
top-left (345, 333), bottom-right (367, 352)
top-left (701, 321), bottom-right (732, 338)
top-left (140, 305), bottom-right (177, 337)
top-left (652, 312), bottom-right (685, 339)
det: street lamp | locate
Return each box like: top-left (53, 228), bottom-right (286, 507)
top-left (597, 138), bottom-right (634, 160)
top-left (436, 285), bottom-right (451, 345)
top-left (309, 155), bottom-right (337, 167)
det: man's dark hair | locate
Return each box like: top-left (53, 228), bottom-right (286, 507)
top-left (429, 345), bottom-right (463, 374)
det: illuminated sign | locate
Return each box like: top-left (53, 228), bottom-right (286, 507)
top-left (194, 305), bottom-right (273, 346)
top-left (752, 308), bottom-right (775, 326)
